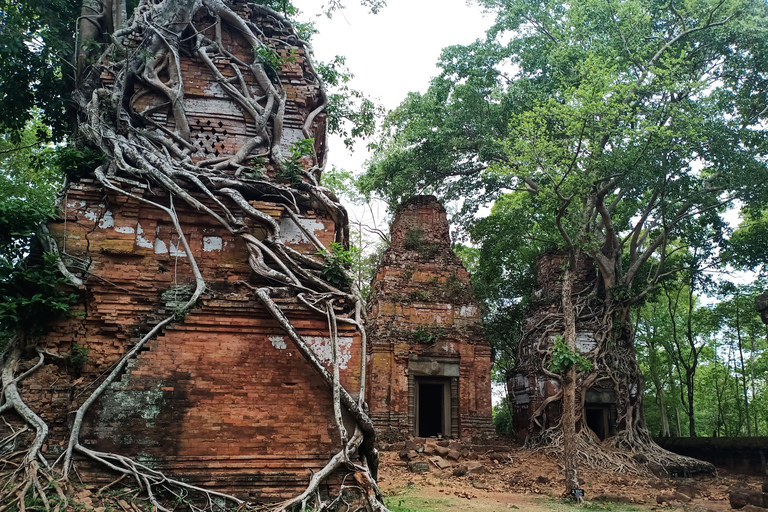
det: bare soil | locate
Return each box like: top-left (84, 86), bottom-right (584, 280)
top-left (377, 439), bottom-right (764, 512)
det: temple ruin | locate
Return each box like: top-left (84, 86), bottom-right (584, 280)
top-left (8, 2), bottom-right (364, 501)
top-left (509, 252), bottom-right (620, 441)
top-left (366, 196), bottom-right (493, 440)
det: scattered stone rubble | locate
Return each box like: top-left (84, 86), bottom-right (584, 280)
top-left (728, 479), bottom-right (768, 512)
top-left (387, 437), bottom-right (512, 477)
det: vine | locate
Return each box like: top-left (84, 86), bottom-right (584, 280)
top-left (520, 268), bottom-right (715, 477)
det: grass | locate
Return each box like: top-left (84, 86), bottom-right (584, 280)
top-left (541, 498), bottom-right (652, 512)
top-left (383, 485), bottom-right (657, 512)
top-left (384, 494), bottom-right (454, 512)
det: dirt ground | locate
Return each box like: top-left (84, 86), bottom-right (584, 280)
top-left (377, 439), bottom-right (765, 512)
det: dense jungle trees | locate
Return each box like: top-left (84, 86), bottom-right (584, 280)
top-left (636, 281), bottom-right (768, 438)
top-left (362, 0), bottom-right (768, 481)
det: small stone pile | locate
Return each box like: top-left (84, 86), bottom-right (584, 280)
top-left (391, 438), bottom-right (512, 477)
top-left (728, 478), bottom-right (768, 512)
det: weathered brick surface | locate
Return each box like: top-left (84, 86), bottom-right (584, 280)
top-left (14, 2), bottom-right (359, 500)
top-left (509, 252), bottom-right (616, 441)
top-left (25, 180), bottom-right (361, 499)
top-left (366, 196), bottom-right (493, 440)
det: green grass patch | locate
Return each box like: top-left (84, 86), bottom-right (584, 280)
top-left (540, 497), bottom-right (652, 512)
top-left (384, 488), bottom-right (454, 512)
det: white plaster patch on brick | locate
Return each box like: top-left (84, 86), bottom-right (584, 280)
top-left (136, 223), bottom-right (153, 249)
top-left (154, 238), bottom-right (168, 254)
top-left (114, 226), bottom-right (135, 234)
top-left (459, 305), bottom-right (479, 317)
top-left (281, 127), bottom-right (304, 149)
top-left (186, 98), bottom-right (239, 118)
top-left (270, 336), bottom-right (287, 350)
top-left (203, 236), bottom-right (223, 252)
top-left (306, 336), bottom-right (353, 369)
top-left (83, 209), bottom-right (100, 222)
top-left (169, 239), bottom-right (186, 257)
top-left (66, 200), bottom-right (86, 209)
top-left (98, 210), bottom-right (114, 229)
top-left (441, 342), bottom-right (457, 354)
top-left (201, 80), bottom-right (228, 99)
top-left (576, 332), bottom-right (597, 354)
top-left (277, 216), bottom-right (325, 244)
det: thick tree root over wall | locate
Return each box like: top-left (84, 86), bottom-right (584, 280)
top-left (0, 1), bottom-right (390, 510)
top-left (521, 280), bottom-right (716, 479)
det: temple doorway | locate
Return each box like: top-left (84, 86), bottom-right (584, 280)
top-left (415, 378), bottom-right (451, 438)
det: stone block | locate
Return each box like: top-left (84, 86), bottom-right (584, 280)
top-left (408, 461), bottom-right (429, 474)
top-left (428, 456), bottom-right (451, 470)
top-left (729, 490), bottom-right (768, 509)
top-left (463, 461), bottom-right (487, 475)
top-left (446, 450), bottom-right (461, 461)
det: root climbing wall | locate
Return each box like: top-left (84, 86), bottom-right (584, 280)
top-left (12, 3), bottom-right (362, 501)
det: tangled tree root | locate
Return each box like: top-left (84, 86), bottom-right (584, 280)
top-left (0, 0), bottom-right (389, 510)
top-left (527, 427), bottom-right (716, 478)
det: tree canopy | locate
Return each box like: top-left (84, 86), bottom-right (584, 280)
top-left (363, 0), bottom-right (768, 307)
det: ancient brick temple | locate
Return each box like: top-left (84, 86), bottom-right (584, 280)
top-left (366, 196), bottom-right (493, 440)
top-left (509, 252), bottom-right (619, 441)
top-left (12, 2), bottom-right (362, 501)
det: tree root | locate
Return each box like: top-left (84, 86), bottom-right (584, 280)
top-left (527, 427), bottom-right (715, 478)
top-left (1, 0), bottom-right (389, 509)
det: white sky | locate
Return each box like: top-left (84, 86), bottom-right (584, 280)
top-left (292, 0), bottom-right (493, 226)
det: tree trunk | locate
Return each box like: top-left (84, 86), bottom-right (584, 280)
top-left (561, 259), bottom-right (581, 502)
top-left (735, 296), bottom-right (751, 435)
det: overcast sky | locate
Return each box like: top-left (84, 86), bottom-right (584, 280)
top-left (292, 1), bottom-right (492, 212)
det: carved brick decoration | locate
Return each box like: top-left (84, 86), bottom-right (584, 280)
top-left (11, 3), bottom-right (362, 501)
top-left (366, 196), bottom-right (493, 440)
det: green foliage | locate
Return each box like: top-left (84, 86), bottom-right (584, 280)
top-left (727, 206), bottom-right (768, 271)
top-left (253, 46), bottom-right (297, 73)
top-left (51, 144), bottom-right (103, 180)
top-left (404, 228), bottom-right (422, 250)
top-left (402, 228), bottom-right (440, 258)
top-left (492, 396), bottom-right (514, 435)
top-left (314, 55), bottom-right (382, 150)
top-left (276, 138), bottom-right (314, 186)
top-left (67, 342), bottom-right (90, 373)
top-left (0, 123), bottom-right (74, 342)
top-left (411, 325), bottom-right (446, 344)
top-left (318, 241), bottom-right (354, 287)
top-left (636, 279), bottom-right (768, 437)
top-left (0, 252), bottom-right (78, 340)
top-left (320, 166), bottom-right (362, 203)
top-left (549, 337), bottom-right (593, 374)
top-left (363, 0), bottom-right (768, 298)
top-left (0, 0), bottom-right (79, 141)
top-left (443, 271), bottom-right (464, 301)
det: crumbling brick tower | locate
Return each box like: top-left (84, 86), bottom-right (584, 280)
top-left (8, 2), bottom-right (364, 502)
top-left (509, 252), bottom-right (620, 441)
top-left (366, 196), bottom-right (493, 440)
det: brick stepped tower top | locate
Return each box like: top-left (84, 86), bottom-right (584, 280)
top-left (366, 195), bottom-right (493, 440)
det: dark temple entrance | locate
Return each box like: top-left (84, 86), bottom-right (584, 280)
top-left (583, 388), bottom-right (617, 441)
top-left (415, 378), bottom-right (450, 437)
top-left (585, 405), bottom-right (610, 440)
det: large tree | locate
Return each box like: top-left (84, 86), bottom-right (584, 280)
top-left (362, 0), bottom-right (768, 473)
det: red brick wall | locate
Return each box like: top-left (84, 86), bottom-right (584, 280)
top-left (24, 180), bottom-right (362, 499)
top-left (366, 196), bottom-right (493, 440)
top-left (12, 2), bottom-right (360, 500)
